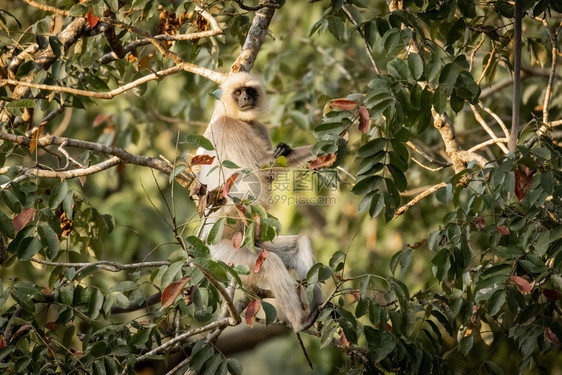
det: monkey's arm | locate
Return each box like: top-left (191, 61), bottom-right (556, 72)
top-left (273, 143), bottom-right (314, 167)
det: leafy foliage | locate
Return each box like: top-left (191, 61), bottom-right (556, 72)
top-left (0, 0), bottom-right (561, 374)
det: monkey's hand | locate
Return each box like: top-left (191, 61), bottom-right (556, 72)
top-left (273, 143), bottom-right (293, 158)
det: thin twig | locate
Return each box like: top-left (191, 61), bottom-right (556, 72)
top-left (467, 138), bottom-right (509, 152)
top-left (0, 157), bottom-right (121, 189)
top-left (469, 104), bottom-right (509, 153)
top-left (406, 141), bottom-right (451, 167)
top-left (342, 5), bottom-right (380, 74)
top-left (393, 182), bottom-right (447, 219)
top-left (478, 102), bottom-right (510, 138)
top-left (30, 258), bottom-right (171, 272)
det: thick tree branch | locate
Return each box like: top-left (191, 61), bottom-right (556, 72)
top-left (231, 0), bottom-right (279, 73)
top-left (431, 111), bottom-right (489, 172)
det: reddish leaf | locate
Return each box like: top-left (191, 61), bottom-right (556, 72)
top-left (232, 232), bottom-right (243, 250)
top-left (496, 226), bottom-right (510, 235)
top-left (254, 248), bottom-right (269, 273)
top-left (253, 213), bottom-right (261, 236)
top-left (12, 208), bottom-right (36, 232)
top-left (191, 155), bottom-right (215, 165)
top-left (338, 328), bottom-right (350, 347)
top-left (138, 54), bottom-right (155, 70)
top-left (510, 276), bottom-right (531, 294)
top-left (86, 9), bottom-right (99, 28)
top-left (331, 99), bottom-right (358, 110)
top-left (542, 289), bottom-right (562, 301)
top-left (235, 204), bottom-right (248, 225)
top-left (544, 327), bottom-right (560, 345)
top-left (0, 336), bottom-right (6, 349)
top-left (474, 217), bottom-right (486, 229)
top-left (245, 299), bottom-right (261, 328)
top-left (356, 106), bottom-right (370, 134)
top-left (406, 239), bottom-right (426, 249)
top-left (309, 153), bottom-right (336, 169)
top-left (45, 322), bottom-right (59, 331)
top-left (92, 114), bottom-right (110, 127)
top-left (222, 173), bottom-right (238, 198)
top-left (10, 324), bottom-right (31, 342)
top-left (160, 276), bottom-right (190, 310)
top-left (29, 125), bottom-right (43, 152)
top-left (386, 323), bottom-right (393, 331)
top-left (346, 289), bottom-right (360, 303)
top-left (514, 167), bottom-right (535, 201)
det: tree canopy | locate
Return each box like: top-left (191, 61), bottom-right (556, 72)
top-left (0, 0), bottom-right (561, 374)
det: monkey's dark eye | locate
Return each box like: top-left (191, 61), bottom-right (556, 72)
top-left (234, 89), bottom-right (241, 97)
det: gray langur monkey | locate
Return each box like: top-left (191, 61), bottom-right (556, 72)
top-left (194, 72), bottom-right (322, 332)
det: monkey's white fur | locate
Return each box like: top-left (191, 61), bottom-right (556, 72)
top-left (195, 72), bottom-right (321, 331)
top-left (213, 72), bottom-right (267, 123)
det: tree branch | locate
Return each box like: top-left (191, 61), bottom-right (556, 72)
top-left (0, 131), bottom-right (196, 187)
top-left (231, 0), bottom-right (279, 73)
top-left (509, 0), bottom-right (522, 153)
top-left (470, 104), bottom-right (509, 153)
top-left (342, 5), bottom-right (380, 74)
top-left (393, 182), bottom-right (447, 219)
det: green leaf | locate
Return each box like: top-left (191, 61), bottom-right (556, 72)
top-left (0, 209), bottom-right (15, 239)
top-left (226, 358), bottom-right (243, 375)
top-left (388, 165), bottom-right (407, 192)
top-left (357, 138), bottom-right (387, 158)
top-left (49, 36), bottom-right (63, 57)
top-left (68, 4), bottom-right (88, 16)
top-left (435, 183), bottom-right (452, 203)
top-left (438, 63), bottom-right (459, 95)
top-left (59, 283), bottom-right (74, 305)
top-left (222, 160), bottom-right (239, 169)
top-left (327, 16), bottom-right (345, 40)
top-left (408, 53), bottom-right (423, 80)
top-left (351, 176), bottom-right (383, 195)
top-left (130, 328), bottom-right (151, 348)
top-left (16, 61), bottom-right (37, 78)
top-left (18, 237), bottom-right (41, 261)
top-left (459, 335), bottom-right (473, 356)
top-left (110, 281), bottom-right (138, 292)
top-left (488, 289), bottom-right (506, 316)
top-left (88, 290), bottom-right (104, 320)
top-left (207, 218), bottom-right (225, 245)
top-left (261, 301), bottom-right (277, 325)
top-left (185, 134), bottom-right (214, 151)
top-left (49, 181), bottom-right (69, 209)
top-left (433, 87), bottom-right (448, 114)
top-left (38, 225), bottom-right (59, 259)
top-left (6, 99), bottom-right (35, 108)
top-left (190, 345), bottom-right (214, 372)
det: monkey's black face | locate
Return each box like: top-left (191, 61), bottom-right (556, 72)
top-left (233, 86), bottom-right (259, 111)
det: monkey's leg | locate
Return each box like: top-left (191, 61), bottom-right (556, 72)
top-left (210, 239), bottom-right (309, 332)
top-left (265, 235), bottom-right (322, 312)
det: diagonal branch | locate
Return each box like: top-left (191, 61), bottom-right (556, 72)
top-left (470, 104), bottom-right (509, 153)
top-left (231, 0), bottom-right (279, 73)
